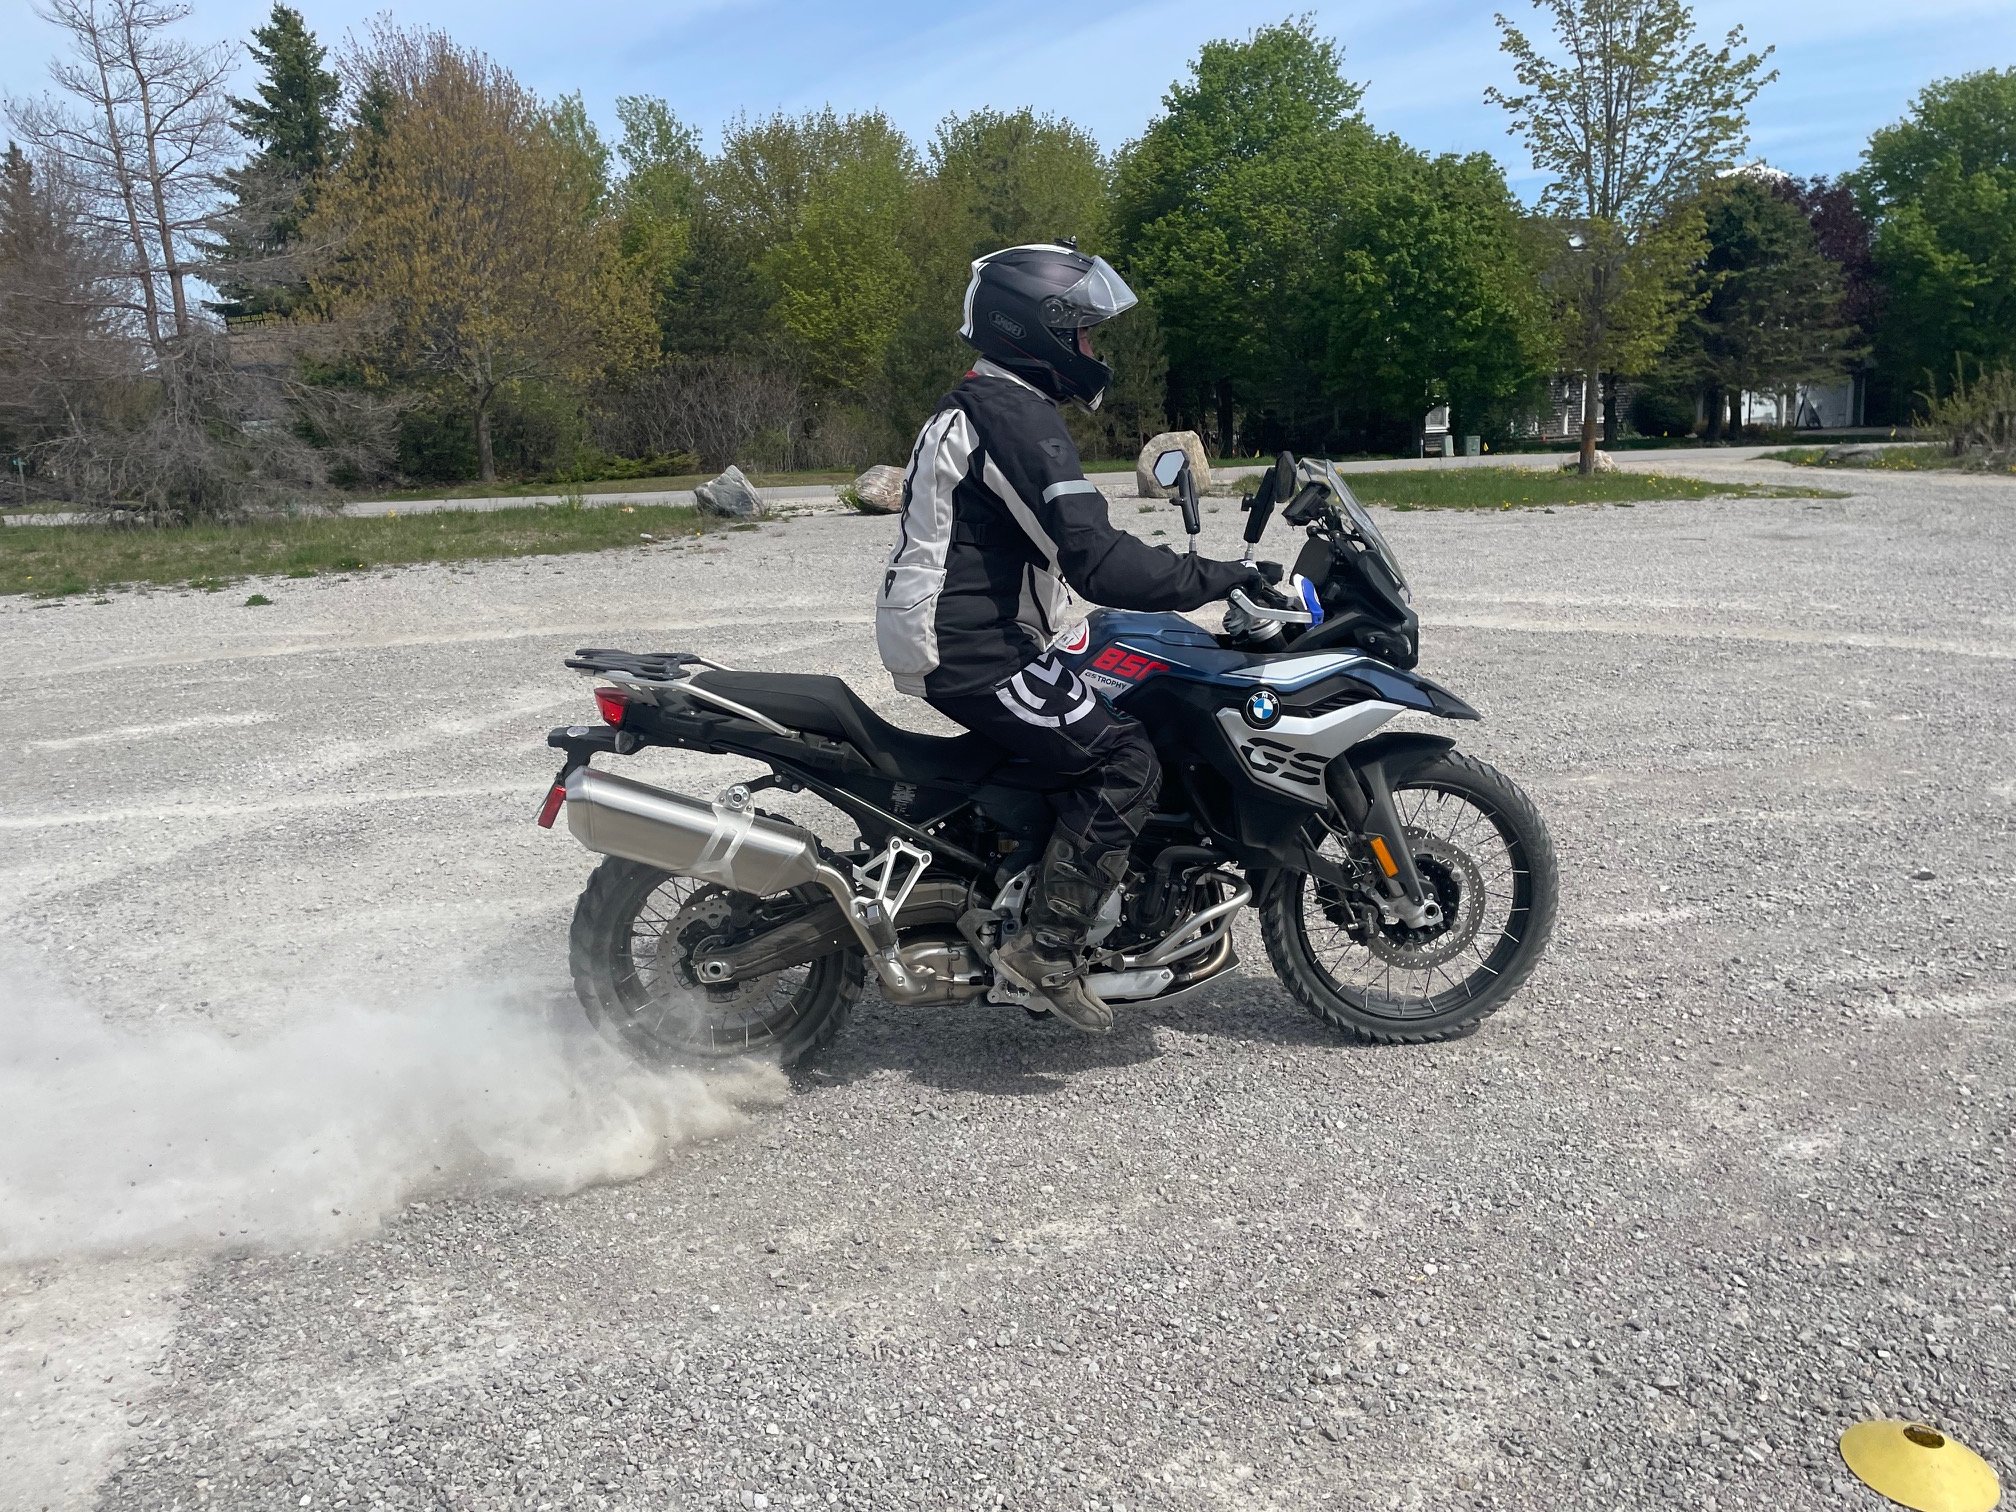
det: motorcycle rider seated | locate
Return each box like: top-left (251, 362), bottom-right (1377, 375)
top-left (875, 242), bottom-right (1280, 1033)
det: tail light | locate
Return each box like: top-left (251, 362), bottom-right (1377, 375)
top-left (593, 686), bottom-right (630, 726)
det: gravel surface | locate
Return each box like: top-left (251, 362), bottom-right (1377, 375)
top-left (1, 460), bottom-right (2011, 1511)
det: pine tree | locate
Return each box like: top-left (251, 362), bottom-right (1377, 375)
top-left (208, 4), bottom-right (341, 317)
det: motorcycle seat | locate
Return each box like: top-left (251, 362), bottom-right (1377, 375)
top-left (690, 670), bottom-right (1007, 786)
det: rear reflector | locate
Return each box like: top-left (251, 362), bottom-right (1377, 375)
top-left (535, 783), bottom-right (567, 829)
top-left (593, 687), bottom-right (629, 725)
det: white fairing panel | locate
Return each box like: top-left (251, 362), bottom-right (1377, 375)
top-left (1213, 700), bottom-right (1407, 805)
top-left (1220, 652), bottom-right (1367, 692)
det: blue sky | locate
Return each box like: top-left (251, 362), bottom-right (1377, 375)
top-left (5, 0), bottom-right (2013, 195)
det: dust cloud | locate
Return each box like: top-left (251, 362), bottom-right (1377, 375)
top-left (0, 959), bottom-right (783, 1263)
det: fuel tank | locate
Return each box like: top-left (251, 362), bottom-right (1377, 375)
top-left (1049, 609), bottom-right (1477, 720)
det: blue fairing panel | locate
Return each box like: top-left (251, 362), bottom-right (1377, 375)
top-left (1056, 609), bottom-right (1478, 719)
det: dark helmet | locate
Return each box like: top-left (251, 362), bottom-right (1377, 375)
top-left (959, 242), bottom-right (1138, 410)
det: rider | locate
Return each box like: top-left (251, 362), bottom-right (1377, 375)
top-left (875, 242), bottom-right (1280, 1033)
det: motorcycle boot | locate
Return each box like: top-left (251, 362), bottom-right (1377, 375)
top-left (992, 834), bottom-right (1128, 1033)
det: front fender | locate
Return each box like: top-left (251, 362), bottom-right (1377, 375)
top-left (1319, 731), bottom-right (1460, 913)
top-left (1324, 731), bottom-right (1458, 826)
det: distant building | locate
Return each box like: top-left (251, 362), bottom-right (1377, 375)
top-left (1730, 378), bottom-right (1865, 430)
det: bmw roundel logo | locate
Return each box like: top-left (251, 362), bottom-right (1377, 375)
top-left (1243, 688), bottom-right (1281, 728)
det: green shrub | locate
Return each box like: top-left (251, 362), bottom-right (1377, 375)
top-left (1923, 361), bottom-right (2016, 465)
top-left (1628, 386), bottom-right (1697, 438)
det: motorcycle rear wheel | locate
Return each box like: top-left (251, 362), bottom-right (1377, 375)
top-left (1261, 751), bottom-right (1557, 1043)
top-left (569, 857), bottom-right (862, 1067)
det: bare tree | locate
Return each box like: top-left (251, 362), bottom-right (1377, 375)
top-left (592, 356), bottom-right (806, 471)
top-left (6, 0), bottom-right (236, 360)
top-left (0, 140), bottom-right (138, 493)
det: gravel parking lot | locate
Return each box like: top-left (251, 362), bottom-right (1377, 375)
top-left (2, 461), bottom-right (2011, 1511)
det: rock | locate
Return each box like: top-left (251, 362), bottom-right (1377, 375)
top-left (695, 464), bottom-right (765, 519)
top-left (1136, 430), bottom-right (1211, 498)
top-left (1560, 450), bottom-right (1618, 474)
top-left (849, 465), bottom-right (905, 514)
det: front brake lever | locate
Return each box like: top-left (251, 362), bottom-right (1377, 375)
top-left (1227, 587), bottom-right (1314, 626)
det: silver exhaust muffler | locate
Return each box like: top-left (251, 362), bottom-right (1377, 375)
top-left (564, 766), bottom-right (824, 895)
top-left (562, 766), bottom-right (925, 998)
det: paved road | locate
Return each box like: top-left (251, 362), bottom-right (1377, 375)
top-left (1, 462), bottom-right (2011, 1510)
top-left (1, 446), bottom-right (1806, 526)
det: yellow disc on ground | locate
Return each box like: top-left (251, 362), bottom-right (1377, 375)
top-left (1840, 1420), bottom-right (2001, 1512)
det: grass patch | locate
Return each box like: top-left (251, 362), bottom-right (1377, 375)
top-left (1334, 467), bottom-right (1839, 511)
top-left (341, 454), bottom-right (1342, 504)
top-left (0, 501), bottom-right (713, 598)
top-left (352, 469), bottom-right (859, 503)
top-left (1763, 444), bottom-right (2011, 473)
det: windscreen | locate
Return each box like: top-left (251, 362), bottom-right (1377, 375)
top-left (1319, 461), bottom-right (1409, 596)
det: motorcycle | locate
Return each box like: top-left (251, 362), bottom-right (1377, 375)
top-left (536, 449), bottom-right (1557, 1065)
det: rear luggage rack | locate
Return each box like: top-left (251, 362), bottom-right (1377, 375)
top-left (566, 648), bottom-right (729, 679)
top-left (565, 647), bottom-right (792, 737)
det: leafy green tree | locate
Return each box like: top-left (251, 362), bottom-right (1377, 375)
top-left (1323, 144), bottom-right (1551, 449)
top-left (657, 109), bottom-right (912, 371)
top-left (767, 136), bottom-right (918, 397)
top-left (306, 28), bottom-right (651, 480)
top-left (894, 107), bottom-right (1113, 426)
top-left (1673, 173), bottom-right (1855, 437)
top-left (546, 91), bottom-right (612, 216)
top-left (1859, 68), bottom-right (2016, 401)
top-left (611, 95), bottom-right (703, 348)
top-left (1112, 19), bottom-right (1372, 452)
top-left (1490, 0), bottom-right (1775, 469)
top-left (209, 4), bottom-right (342, 316)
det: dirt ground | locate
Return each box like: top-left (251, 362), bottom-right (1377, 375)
top-left (1, 459), bottom-right (2011, 1511)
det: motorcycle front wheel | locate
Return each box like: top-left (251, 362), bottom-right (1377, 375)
top-left (569, 857), bottom-right (862, 1067)
top-left (1261, 751), bottom-right (1558, 1043)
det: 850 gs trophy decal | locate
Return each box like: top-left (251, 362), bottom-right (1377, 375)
top-left (534, 450), bottom-right (1558, 1065)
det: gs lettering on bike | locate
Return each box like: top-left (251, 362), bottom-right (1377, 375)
top-left (1238, 735), bottom-right (1326, 786)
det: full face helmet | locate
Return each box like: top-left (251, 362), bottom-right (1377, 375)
top-left (959, 242), bottom-right (1139, 409)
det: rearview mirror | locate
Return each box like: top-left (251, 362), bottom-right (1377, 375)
top-left (1151, 449), bottom-right (1186, 488)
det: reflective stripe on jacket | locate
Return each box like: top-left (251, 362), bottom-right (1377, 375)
top-left (875, 360), bottom-right (1249, 698)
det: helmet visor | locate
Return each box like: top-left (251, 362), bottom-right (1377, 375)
top-left (1043, 256), bottom-right (1138, 329)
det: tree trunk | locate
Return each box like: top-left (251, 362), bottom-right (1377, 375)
top-left (475, 396), bottom-right (496, 483)
top-left (1728, 388), bottom-right (1743, 440)
top-left (1703, 384), bottom-right (1724, 442)
top-left (84, 27), bottom-right (166, 356)
top-left (1214, 378), bottom-right (1235, 460)
top-left (1602, 374), bottom-right (1619, 446)
top-left (1578, 370), bottom-right (1599, 475)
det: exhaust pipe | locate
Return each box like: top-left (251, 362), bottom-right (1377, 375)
top-left (565, 766), bottom-right (824, 895)
top-left (562, 766), bottom-right (923, 998)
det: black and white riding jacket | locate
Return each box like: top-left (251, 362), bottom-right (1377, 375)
top-left (876, 360), bottom-right (1250, 699)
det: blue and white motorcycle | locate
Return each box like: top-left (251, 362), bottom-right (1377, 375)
top-left (539, 450), bottom-right (1557, 1064)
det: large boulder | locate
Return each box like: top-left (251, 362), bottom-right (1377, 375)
top-left (1136, 430), bottom-right (1211, 498)
top-left (849, 464), bottom-right (905, 514)
top-left (695, 464), bottom-right (765, 519)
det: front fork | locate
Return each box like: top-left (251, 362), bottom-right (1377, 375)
top-left (1323, 753), bottom-right (1443, 930)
